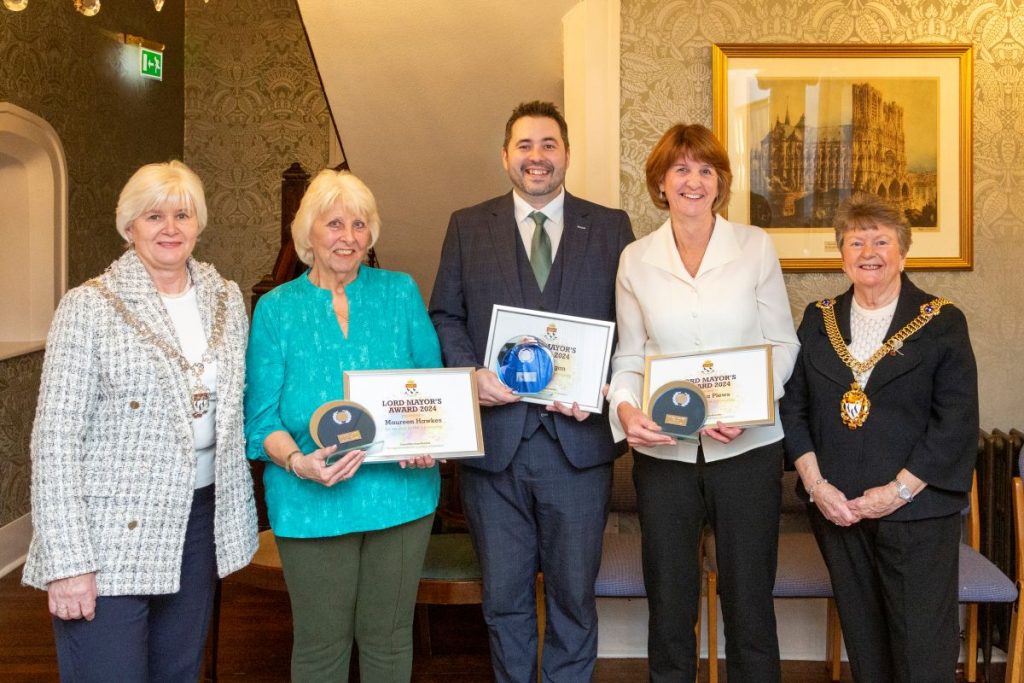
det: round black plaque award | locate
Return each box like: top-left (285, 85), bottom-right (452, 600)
top-left (647, 381), bottom-right (708, 440)
top-left (495, 335), bottom-right (555, 395)
top-left (309, 400), bottom-right (377, 453)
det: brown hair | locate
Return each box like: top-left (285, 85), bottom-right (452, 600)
top-left (503, 101), bottom-right (569, 151)
top-left (833, 193), bottom-right (912, 255)
top-left (644, 124), bottom-right (732, 213)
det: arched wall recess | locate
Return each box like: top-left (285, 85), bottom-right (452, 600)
top-left (0, 102), bottom-right (68, 360)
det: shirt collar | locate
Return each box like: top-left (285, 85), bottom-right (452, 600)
top-left (512, 188), bottom-right (565, 227)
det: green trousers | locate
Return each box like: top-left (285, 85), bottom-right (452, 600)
top-left (275, 513), bottom-right (434, 683)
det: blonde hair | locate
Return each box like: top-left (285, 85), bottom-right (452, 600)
top-left (115, 160), bottom-right (207, 241)
top-left (291, 170), bottom-right (381, 266)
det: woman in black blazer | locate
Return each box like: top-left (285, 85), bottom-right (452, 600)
top-left (780, 193), bottom-right (978, 683)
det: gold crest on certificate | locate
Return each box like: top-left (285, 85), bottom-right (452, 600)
top-left (379, 377), bottom-right (448, 449)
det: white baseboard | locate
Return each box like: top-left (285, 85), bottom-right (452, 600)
top-left (0, 513), bottom-right (32, 578)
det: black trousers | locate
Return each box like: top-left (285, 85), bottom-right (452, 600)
top-left (809, 508), bottom-right (961, 683)
top-left (634, 442), bottom-right (783, 683)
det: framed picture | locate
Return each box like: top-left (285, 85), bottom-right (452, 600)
top-left (711, 43), bottom-right (973, 271)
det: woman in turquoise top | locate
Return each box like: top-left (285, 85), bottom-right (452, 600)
top-left (245, 169), bottom-right (441, 682)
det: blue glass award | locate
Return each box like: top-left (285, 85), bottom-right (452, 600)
top-left (647, 381), bottom-right (707, 440)
top-left (496, 335), bottom-right (555, 395)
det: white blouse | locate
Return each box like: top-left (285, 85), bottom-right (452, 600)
top-left (161, 286), bottom-right (218, 488)
top-left (608, 216), bottom-right (800, 463)
top-left (848, 296), bottom-right (898, 386)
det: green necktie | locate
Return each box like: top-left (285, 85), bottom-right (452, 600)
top-left (529, 211), bottom-right (551, 291)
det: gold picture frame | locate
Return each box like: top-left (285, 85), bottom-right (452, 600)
top-left (711, 43), bottom-right (973, 271)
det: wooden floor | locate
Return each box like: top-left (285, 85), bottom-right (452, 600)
top-left (0, 567), bottom-right (1004, 682)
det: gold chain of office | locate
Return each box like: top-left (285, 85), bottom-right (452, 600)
top-left (816, 296), bottom-right (952, 429)
top-left (86, 277), bottom-right (228, 419)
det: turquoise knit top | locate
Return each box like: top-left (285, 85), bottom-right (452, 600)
top-left (244, 266), bottom-right (442, 538)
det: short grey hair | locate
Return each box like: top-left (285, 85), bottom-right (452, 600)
top-left (291, 170), bottom-right (381, 266)
top-left (115, 160), bottom-right (208, 241)
top-left (834, 193), bottom-right (912, 255)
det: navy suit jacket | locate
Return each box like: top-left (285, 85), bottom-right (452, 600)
top-left (780, 275), bottom-right (979, 521)
top-left (429, 191), bottom-right (634, 472)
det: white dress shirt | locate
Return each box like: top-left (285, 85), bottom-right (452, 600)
top-left (513, 188), bottom-right (565, 260)
top-left (608, 215), bottom-right (800, 463)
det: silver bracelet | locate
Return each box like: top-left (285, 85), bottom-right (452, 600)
top-left (807, 478), bottom-right (828, 503)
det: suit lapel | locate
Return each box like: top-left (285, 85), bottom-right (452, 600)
top-left (807, 288), bottom-right (860, 390)
top-left (487, 193), bottom-right (525, 307)
top-left (105, 250), bottom-right (193, 423)
top-left (807, 278), bottom-right (930, 394)
top-left (861, 276), bottom-right (926, 392)
top-left (554, 193), bottom-right (592, 311)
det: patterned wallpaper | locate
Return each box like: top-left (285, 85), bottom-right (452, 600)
top-left (0, 3), bottom-right (185, 526)
top-left (183, 0), bottom-right (331, 300)
top-left (0, 355), bottom-right (42, 527)
top-left (621, 0), bottom-right (1024, 429)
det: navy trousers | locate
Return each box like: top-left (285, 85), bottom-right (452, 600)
top-left (52, 484), bottom-right (218, 683)
top-left (461, 427), bottom-right (612, 683)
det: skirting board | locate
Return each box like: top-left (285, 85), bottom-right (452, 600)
top-left (596, 596), bottom-right (998, 663)
top-left (0, 513), bottom-right (32, 578)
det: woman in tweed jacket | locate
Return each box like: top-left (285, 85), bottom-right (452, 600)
top-left (23, 160), bottom-right (258, 682)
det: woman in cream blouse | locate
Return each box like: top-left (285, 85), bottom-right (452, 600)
top-left (609, 123), bottom-right (799, 683)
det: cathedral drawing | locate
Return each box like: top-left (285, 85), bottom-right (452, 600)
top-left (749, 82), bottom-right (937, 228)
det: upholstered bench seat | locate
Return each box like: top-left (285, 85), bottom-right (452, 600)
top-left (420, 533), bottom-right (482, 582)
top-left (958, 543), bottom-right (1018, 603)
top-left (595, 533), bottom-right (646, 598)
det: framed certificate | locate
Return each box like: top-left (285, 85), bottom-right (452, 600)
top-left (643, 345), bottom-right (775, 428)
top-left (343, 367), bottom-right (485, 462)
top-left (482, 305), bottom-right (615, 414)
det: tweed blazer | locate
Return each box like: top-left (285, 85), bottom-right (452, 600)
top-left (780, 275), bottom-right (979, 521)
top-left (23, 250), bottom-right (258, 595)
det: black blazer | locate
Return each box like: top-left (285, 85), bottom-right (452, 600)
top-left (780, 274), bottom-right (979, 521)
top-left (429, 191), bottom-right (634, 472)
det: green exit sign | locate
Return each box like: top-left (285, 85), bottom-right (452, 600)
top-left (140, 47), bottom-right (163, 81)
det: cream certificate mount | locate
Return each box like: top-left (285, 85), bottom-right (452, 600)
top-left (343, 367), bottom-right (485, 462)
top-left (483, 305), bottom-right (616, 414)
top-left (643, 344), bottom-right (775, 428)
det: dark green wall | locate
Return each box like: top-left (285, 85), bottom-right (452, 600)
top-left (0, 2), bottom-right (185, 525)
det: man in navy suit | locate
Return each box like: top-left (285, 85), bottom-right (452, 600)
top-left (430, 101), bottom-right (633, 682)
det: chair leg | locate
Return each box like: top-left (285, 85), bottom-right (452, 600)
top-left (1006, 600), bottom-right (1024, 683)
top-left (536, 572), bottom-right (545, 682)
top-left (695, 578), bottom-right (703, 682)
top-left (826, 598), bottom-right (841, 682)
top-left (707, 571), bottom-right (719, 683)
top-left (414, 604), bottom-right (433, 656)
top-left (966, 602), bottom-right (978, 682)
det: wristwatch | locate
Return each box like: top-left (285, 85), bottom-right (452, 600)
top-left (893, 478), bottom-right (914, 503)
